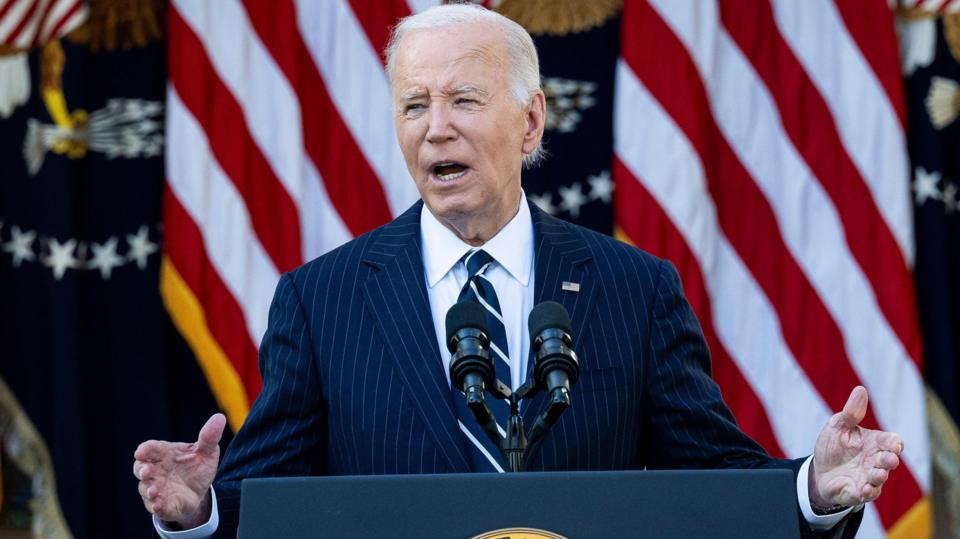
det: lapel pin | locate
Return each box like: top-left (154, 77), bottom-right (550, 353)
top-left (561, 281), bottom-right (580, 292)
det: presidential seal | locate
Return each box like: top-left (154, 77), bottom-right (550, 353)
top-left (471, 527), bottom-right (568, 539)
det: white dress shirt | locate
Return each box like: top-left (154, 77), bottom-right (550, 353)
top-left (420, 191), bottom-right (535, 391)
top-left (156, 191), bottom-right (853, 536)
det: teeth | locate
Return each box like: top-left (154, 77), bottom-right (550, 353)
top-left (437, 170), bottom-right (467, 181)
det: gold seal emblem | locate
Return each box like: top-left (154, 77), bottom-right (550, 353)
top-left (471, 527), bottom-right (569, 539)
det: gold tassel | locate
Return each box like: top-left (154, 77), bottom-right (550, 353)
top-left (944, 13), bottom-right (960, 64)
top-left (495, 0), bottom-right (621, 36)
top-left (40, 39), bottom-right (65, 94)
top-left (67, 0), bottom-right (167, 52)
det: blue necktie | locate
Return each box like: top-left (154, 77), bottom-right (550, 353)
top-left (452, 249), bottom-right (511, 472)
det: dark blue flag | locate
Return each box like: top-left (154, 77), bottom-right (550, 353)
top-left (900, 11), bottom-right (960, 537)
top-left (0, 12), bottom-right (225, 539)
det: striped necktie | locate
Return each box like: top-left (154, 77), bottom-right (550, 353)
top-left (452, 248), bottom-right (511, 472)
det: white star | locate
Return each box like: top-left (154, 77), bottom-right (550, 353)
top-left (587, 170), bottom-right (614, 204)
top-left (529, 192), bottom-right (557, 215)
top-left (943, 183), bottom-right (958, 215)
top-left (43, 237), bottom-right (80, 280)
top-left (126, 225), bottom-right (158, 269)
top-left (914, 167), bottom-right (942, 205)
top-left (89, 237), bottom-right (125, 279)
top-left (3, 226), bottom-right (36, 267)
top-left (558, 183), bottom-right (588, 218)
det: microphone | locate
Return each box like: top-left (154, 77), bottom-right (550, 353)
top-left (446, 302), bottom-right (503, 452)
top-left (528, 301), bottom-right (579, 398)
top-left (526, 301), bottom-right (579, 452)
top-left (446, 302), bottom-right (493, 403)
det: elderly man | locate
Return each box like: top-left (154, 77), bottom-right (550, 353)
top-left (134, 4), bottom-right (903, 537)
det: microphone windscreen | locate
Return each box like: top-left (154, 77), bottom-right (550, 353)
top-left (528, 301), bottom-right (572, 339)
top-left (445, 301), bottom-right (489, 344)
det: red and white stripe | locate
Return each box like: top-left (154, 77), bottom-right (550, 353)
top-left (164, 0), bottom-right (437, 409)
top-left (0, 0), bottom-right (86, 48)
top-left (615, 1), bottom-right (928, 536)
top-left (166, 0), bottom-right (929, 535)
top-left (901, 0), bottom-right (960, 13)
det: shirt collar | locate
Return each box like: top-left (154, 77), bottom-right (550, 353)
top-left (421, 190), bottom-right (533, 288)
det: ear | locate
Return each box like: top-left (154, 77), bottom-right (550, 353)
top-left (521, 90), bottom-right (546, 155)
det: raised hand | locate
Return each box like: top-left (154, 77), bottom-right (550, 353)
top-left (133, 413), bottom-right (226, 528)
top-left (810, 386), bottom-right (903, 509)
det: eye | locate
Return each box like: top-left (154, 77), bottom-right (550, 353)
top-left (455, 98), bottom-right (477, 105)
top-left (404, 103), bottom-right (426, 113)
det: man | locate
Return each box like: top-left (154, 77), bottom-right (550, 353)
top-left (134, 5), bottom-right (903, 537)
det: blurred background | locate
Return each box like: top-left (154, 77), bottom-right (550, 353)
top-left (0, 0), bottom-right (956, 537)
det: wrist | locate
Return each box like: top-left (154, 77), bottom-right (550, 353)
top-left (807, 458), bottom-right (840, 511)
top-left (174, 491), bottom-right (212, 530)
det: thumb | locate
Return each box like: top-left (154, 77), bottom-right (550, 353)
top-left (196, 413), bottom-right (227, 453)
top-left (838, 386), bottom-right (868, 427)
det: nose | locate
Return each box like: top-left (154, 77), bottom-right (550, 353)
top-left (425, 102), bottom-right (457, 143)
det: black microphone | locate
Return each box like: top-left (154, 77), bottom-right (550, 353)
top-left (525, 301), bottom-right (579, 452)
top-left (528, 301), bottom-right (579, 398)
top-left (446, 302), bottom-right (494, 402)
top-left (446, 302), bottom-right (503, 451)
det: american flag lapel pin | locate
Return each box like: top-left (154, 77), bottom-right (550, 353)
top-left (561, 281), bottom-right (580, 292)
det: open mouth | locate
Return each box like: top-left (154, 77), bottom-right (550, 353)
top-left (432, 162), bottom-right (469, 182)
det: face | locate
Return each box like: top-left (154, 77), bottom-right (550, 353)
top-left (391, 22), bottom-right (545, 244)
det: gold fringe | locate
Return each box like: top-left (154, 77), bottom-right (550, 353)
top-left (496, 0), bottom-right (621, 36)
top-left (40, 40), bottom-right (65, 93)
top-left (66, 0), bottom-right (166, 52)
top-left (0, 45), bottom-right (28, 56)
top-left (0, 377), bottom-right (73, 539)
top-left (160, 256), bottom-right (250, 433)
top-left (927, 388), bottom-right (960, 538)
top-left (944, 13), bottom-right (960, 64)
top-left (888, 497), bottom-right (932, 539)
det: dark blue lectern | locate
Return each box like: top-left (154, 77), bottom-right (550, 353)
top-left (238, 469), bottom-right (800, 538)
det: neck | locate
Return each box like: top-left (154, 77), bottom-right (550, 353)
top-left (438, 194), bottom-right (522, 246)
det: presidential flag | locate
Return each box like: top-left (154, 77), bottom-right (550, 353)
top-left (0, 3), bottom-right (224, 537)
top-left (898, 3), bottom-right (960, 537)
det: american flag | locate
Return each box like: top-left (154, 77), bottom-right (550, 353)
top-left (615, 0), bottom-right (928, 537)
top-left (162, 1), bottom-right (929, 537)
top-left (0, 0), bottom-right (85, 47)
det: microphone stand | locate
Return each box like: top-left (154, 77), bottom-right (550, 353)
top-left (468, 377), bottom-right (571, 472)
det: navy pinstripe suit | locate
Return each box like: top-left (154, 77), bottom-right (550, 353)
top-left (211, 200), bottom-right (860, 538)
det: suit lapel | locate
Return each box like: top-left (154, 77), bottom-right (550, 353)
top-left (359, 202), bottom-right (471, 473)
top-left (522, 203), bottom-right (600, 461)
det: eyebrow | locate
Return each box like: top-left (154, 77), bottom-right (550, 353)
top-left (398, 85), bottom-right (489, 102)
top-left (449, 85), bottom-right (488, 98)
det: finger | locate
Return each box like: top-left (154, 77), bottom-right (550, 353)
top-left (874, 450), bottom-right (900, 471)
top-left (838, 386), bottom-right (868, 427)
top-left (876, 431), bottom-right (904, 454)
top-left (866, 467), bottom-right (889, 487)
top-left (133, 460), bottom-right (143, 480)
top-left (139, 463), bottom-right (154, 481)
top-left (860, 483), bottom-right (881, 503)
top-left (196, 413), bottom-right (227, 453)
top-left (135, 440), bottom-right (167, 462)
top-left (138, 480), bottom-right (153, 502)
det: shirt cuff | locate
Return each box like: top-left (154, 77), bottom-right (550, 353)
top-left (797, 455), bottom-right (861, 530)
top-left (154, 486), bottom-right (220, 538)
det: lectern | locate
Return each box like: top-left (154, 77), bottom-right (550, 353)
top-left (238, 469), bottom-right (800, 538)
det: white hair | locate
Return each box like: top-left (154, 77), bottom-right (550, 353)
top-left (385, 3), bottom-right (546, 168)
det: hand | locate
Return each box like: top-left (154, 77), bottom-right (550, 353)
top-left (133, 413), bottom-right (226, 528)
top-left (810, 386), bottom-right (903, 509)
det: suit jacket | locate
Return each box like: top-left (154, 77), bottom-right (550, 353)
top-left (212, 200), bottom-right (861, 537)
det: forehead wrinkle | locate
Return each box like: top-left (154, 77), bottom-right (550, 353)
top-left (392, 27), bottom-right (508, 101)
